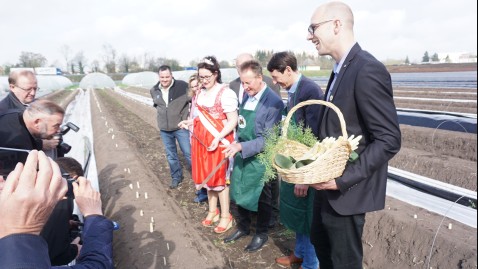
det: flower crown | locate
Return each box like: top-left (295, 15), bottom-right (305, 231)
top-left (200, 57), bottom-right (214, 66)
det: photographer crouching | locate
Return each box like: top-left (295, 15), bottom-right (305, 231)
top-left (0, 150), bottom-right (114, 269)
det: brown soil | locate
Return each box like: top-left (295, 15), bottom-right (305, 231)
top-left (86, 87), bottom-right (476, 269)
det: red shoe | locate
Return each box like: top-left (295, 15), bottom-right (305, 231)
top-left (202, 208), bottom-right (220, 227)
top-left (214, 214), bottom-right (233, 234)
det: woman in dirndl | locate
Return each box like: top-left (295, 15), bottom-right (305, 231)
top-left (179, 56), bottom-right (238, 233)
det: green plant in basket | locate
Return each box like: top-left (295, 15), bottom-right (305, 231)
top-left (258, 122), bottom-right (317, 182)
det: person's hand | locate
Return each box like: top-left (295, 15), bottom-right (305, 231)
top-left (42, 137), bottom-right (61, 150)
top-left (294, 184), bottom-right (309, 197)
top-left (73, 177), bottom-right (103, 217)
top-left (220, 142), bottom-right (241, 158)
top-left (310, 180), bottom-right (338, 191)
top-left (71, 236), bottom-right (82, 258)
top-left (0, 150), bottom-right (68, 238)
top-left (207, 137), bottom-right (220, 151)
top-left (178, 120), bottom-right (193, 129)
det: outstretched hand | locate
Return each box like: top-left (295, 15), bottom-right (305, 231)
top-left (73, 177), bottom-right (103, 217)
top-left (0, 150), bottom-right (68, 238)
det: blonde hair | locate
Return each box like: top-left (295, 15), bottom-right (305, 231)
top-left (187, 73), bottom-right (199, 97)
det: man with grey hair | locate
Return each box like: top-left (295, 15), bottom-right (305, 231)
top-left (0, 70), bottom-right (61, 150)
top-left (0, 70), bottom-right (38, 112)
top-left (0, 99), bottom-right (64, 151)
top-left (229, 52), bottom-right (282, 229)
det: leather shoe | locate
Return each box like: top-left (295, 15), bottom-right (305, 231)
top-left (244, 234), bottom-right (268, 252)
top-left (275, 252), bottom-right (303, 266)
top-left (223, 229), bottom-right (249, 243)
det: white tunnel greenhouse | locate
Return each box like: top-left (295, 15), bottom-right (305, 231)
top-left (122, 71), bottom-right (158, 89)
top-left (79, 73), bottom-right (115, 89)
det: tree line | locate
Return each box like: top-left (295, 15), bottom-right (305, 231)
top-left (1, 43), bottom-right (334, 75)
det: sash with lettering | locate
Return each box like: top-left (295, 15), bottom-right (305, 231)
top-left (191, 100), bottom-right (234, 189)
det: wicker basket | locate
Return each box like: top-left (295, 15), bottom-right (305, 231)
top-left (273, 100), bottom-right (351, 184)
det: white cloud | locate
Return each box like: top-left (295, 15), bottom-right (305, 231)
top-left (0, 0), bottom-right (476, 68)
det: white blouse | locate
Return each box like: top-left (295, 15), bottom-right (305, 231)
top-left (196, 83), bottom-right (238, 113)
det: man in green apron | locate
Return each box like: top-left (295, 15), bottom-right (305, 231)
top-left (221, 60), bottom-right (284, 252)
top-left (267, 52), bottom-right (323, 269)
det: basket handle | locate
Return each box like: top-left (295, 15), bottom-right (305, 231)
top-left (282, 99), bottom-right (348, 139)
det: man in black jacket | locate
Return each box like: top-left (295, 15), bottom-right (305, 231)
top-left (0, 70), bottom-right (61, 151)
top-left (150, 65), bottom-right (191, 189)
top-left (0, 99), bottom-right (64, 151)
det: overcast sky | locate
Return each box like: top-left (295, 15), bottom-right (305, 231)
top-left (1, 0), bottom-right (476, 69)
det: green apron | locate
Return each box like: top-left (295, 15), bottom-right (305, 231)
top-left (280, 87), bottom-right (315, 234)
top-left (230, 90), bottom-right (268, 212)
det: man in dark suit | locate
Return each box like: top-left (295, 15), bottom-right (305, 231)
top-left (267, 51), bottom-right (323, 269)
top-left (307, 2), bottom-right (401, 268)
top-left (222, 60), bottom-right (284, 252)
top-left (229, 52), bottom-right (282, 228)
top-left (267, 51), bottom-right (323, 136)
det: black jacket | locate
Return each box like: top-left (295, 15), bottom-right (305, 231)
top-left (317, 43), bottom-right (401, 215)
top-left (0, 92), bottom-right (27, 113)
top-left (150, 80), bottom-right (190, 131)
top-left (0, 110), bottom-right (41, 150)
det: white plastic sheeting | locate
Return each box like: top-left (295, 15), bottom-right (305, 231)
top-left (0, 75), bottom-right (73, 98)
top-left (79, 73), bottom-right (115, 89)
top-left (37, 75), bottom-right (73, 91)
top-left (122, 71), bottom-right (158, 89)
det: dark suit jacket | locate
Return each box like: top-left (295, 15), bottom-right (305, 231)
top-left (229, 75), bottom-right (281, 101)
top-left (239, 87), bottom-right (284, 159)
top-left (317, 43), bottom-right (401, 215)
top-left (0, 92), bottom-right (27, 113)
top-left (288, 76), bottom-right (324, 137)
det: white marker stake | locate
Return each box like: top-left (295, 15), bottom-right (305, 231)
top-left (136, 191), bottom-right (139, 199)
top-left (136, 182), bottom-right (140, 189)
top-left (151, 217), bottom-right (154, 223)
top-left (145, 192), bottom-right (148, 199)
top-left (140, 210), bottom-right (144, 216)
top-left (129, 184), bottom-right (133, 190)
top-left (150, 222), bottom-right (154, 233)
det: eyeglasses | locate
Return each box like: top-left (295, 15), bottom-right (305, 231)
top-left (308, 20), bottom-right (334, 35)
top-left (198, 74), bottom-right (213, 81)
top-left (12, 84), bottom-right (39, 93)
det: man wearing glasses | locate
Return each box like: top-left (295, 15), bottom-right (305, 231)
top-left (0, 70), bottom-right (61, 151)
top-left (0, 70), bottom-right (38, 112)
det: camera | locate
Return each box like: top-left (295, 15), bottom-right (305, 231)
top-left (55, 122), bottom-right (80, 157)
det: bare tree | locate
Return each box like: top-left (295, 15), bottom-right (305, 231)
top-left (59, 44), bottom-right (72, 72)
top-left (18, 51), bottom-right (47, 67)
top-left (102, 43), bottom-right (117, 73)
top-left (118, 54), bottom-right (132, 73)
top-left (74, 51), bottom-right (88, 74)
top-left (91, 59), bottom-right (101, 73)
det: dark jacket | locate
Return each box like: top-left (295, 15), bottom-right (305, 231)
top-left (0, 215), bottom-right (114, 269)
top-left (287, 75), bottom-right (324, 137)
top-left (0, 110), bottom-right (42, 150)
top-left (316, 43), bottom-right (401, 215)
top-left (0, 92), bottom-right (27, 113)
top-left (150, 80), bottom-right (190, 131)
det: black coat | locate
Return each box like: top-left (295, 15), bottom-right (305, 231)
top-left (0, 110), bottom-right (41, 150)
top-left (317, 43), bottom-right (401, 215)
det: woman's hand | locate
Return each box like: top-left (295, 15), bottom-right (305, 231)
top-left (207, 138), bottom-right (220, 151)
top-left (178, 119), bottom-right (193, 129)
